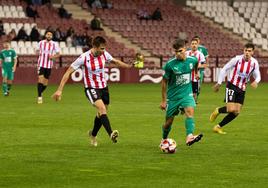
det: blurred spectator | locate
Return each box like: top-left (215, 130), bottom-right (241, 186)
top-left (86, 0), bottom-right (95, 8)
top-left (151, 7), bottom-right (162, 21)
top-left (0, 20), bottom-right (5, 36)
top-left (54, 27), bottom-right (64, 41)
top-left (66, 34), bottom-right (73, 47)
top-left (137, 9), bottom-right (150, 20)
top-left (90, 16), bottom-right (103, 30)
top-left (100, 0), bottom-right (112, 9)
top-left (30, 26), bottom-right (40, 41)
top-left (26, 4), bottom-right (39, 19)
top-left (17, 26), bottom-right (29, 41)
top-left (66, 26), bottom-right (75, 38)
top-left (7, 29), bottom-right (17, 41)
top-left (32, 0), bottom-right (42, 5)
top-left (58, 4), bottom-right (72, 19)
top-left (92, 0), bottom-right (102, 8)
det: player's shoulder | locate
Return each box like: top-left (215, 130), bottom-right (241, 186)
top-left (186, 55), bottom-right (198, 62)
top-left (251, 56), bottom-right (259, 64)
top-left (198, 45), bottom-right (207, 50)
top-left (166, 57), bottom-right (177, 64)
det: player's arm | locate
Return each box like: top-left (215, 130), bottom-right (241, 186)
top-left (251, 62), bottom-right (261, 89)
top-left (160, 78), bottom-right (167, 110)
top-left (198, 53), bottom-right (207, 69)
top-left (49, 52), bottom-right (60, 61)
top-left (13, 56), bottom-right (17, 72)
top-left (213, 57), bottom-right (236, 92)
top-left (111, 58), bottom-right (132, 68)
top-left (52, 66), bottom-right (75, 101)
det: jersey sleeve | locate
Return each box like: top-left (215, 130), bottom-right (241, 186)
top-left (71, 54), bottom-right (85, 70)
top-left (252, 61), bottom-right (261, 83)
top-left (200, 52), bottom-right (206, 64)
top-left (202, 46), bottom-right (209, 57)
top-left (0, 51), bottom-right (3, 60)
top-left (12, 49), bottom-right (17, 58)
top-left (217, 57), bottom-right (237, 84)
top-left (162, 63), bottom-right (171, 80)
top-left (54, 42), bottom-right (60, 53)
top-left (104, 51), bottom-right (113, 63)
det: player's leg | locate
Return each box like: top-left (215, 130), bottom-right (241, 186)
top-left (2, 68), bottom-right (8, 96)
top-left (162, 117), bottom-right (174, 139)
top-left (184, 107), bottom-right (203, 146)
top-left (162, 100), bottom-right (179, 139)
top-left (6, 69), bottom-right (14, 95)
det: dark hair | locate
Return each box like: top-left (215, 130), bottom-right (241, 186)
top-left (92, 36), bottom-right (106, 47)
top-left (244, 43), bottom-right (255, 50)
top-left (173, 39), bottom-right (185, 49)
top-left (192, 35), bottom-right (200, 40)
top-left (191, 38), bottom-right (199, 43)
top-left (45, 30), bottom-right (53, 35)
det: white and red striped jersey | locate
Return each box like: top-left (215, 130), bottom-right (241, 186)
top-left (217, 55), bottom-right (261, 91)
top-left (186, 50), bottom-right (205, 82)
top-left (71, 50), bottom-right (113, 89)
top-left (37, 40), bottom-right (60, 68)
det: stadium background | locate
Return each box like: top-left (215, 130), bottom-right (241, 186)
top-left (0, 0), bottom-right (268, 84)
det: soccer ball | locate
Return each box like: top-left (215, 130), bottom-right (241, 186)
top-left (160, 138), bottom-right (177, 153)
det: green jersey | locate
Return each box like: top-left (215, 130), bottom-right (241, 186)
top-left (0, 49), bottom-right (17, 69)
top-left (163, 56), bottom-right (198, 101)
top-left (198, 45), bottom-right (208, 58)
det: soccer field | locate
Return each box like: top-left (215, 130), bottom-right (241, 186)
top-left (0, 83), bottom-right (268, 188)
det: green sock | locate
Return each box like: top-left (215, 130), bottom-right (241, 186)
top-left (185, 117), bottom-right (195, 136)
top-left (162, 126), bottom-right (171, 139)
top-left (2, 82), bottom-right (7, 93)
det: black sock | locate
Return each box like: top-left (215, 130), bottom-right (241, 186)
top-left (42, 85), bottom-right (47, 92)
top-left (218, 106), bottom-right (227, 113)
top-left (37, 83), bottom-right (43, 97)
top-left (7, 84), bottom-right (11, 91)
top-left (91, 116), bottom-right (102, 137)
top-left (100, 114), bottom-right (112, 136)
top-left (219, 113), bottom-right (238, 127)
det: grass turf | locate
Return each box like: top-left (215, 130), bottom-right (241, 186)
top-left (0, 83), bottom-right (268, 188)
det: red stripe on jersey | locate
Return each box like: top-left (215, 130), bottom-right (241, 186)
top-left (230, 61), bottom-right (239, 83)
top-left (90, 54), bottom-right (99, 88)
top-left (37, 42), bottom-right (42, 67)
top-left (242, 60), bottom-right (251, 90)
top-left (41, 41), bottom-right (47, 67)
top-left (46, 42), bottom-right (51, 68)
top-left (84, 56), bottom-right (91, 88)
top-left (97, 56), bottom-right (105, 88)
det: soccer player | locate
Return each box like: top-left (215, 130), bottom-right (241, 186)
top-left (192, 35), bottom-right (209, 99)
top-left (186, 38), bottom-right (206, 103)
top-left (0, 41), bottom-right (17, 96)
top-left (36, 30), bottom-right (60, 104)
top-left (52, 36), bottom-right (133, 146)
top-left (210, 43), bottom-right (261, 134)
top-left (160, 39), bottom-right (203, 146)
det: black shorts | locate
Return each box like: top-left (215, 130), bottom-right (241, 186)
top-left (85, 87), bottom-right (110, 105)
top-left (225, 82), bottom-right (245, 104)
top-left (38, 67), bottom-right (51, 79)
top-left (192, 81), bottom-right (199, 94)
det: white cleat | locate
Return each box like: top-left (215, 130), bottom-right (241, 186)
top-left (37, 97), bottom-right (43, 104)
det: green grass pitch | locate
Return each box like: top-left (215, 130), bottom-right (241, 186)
top-left (0, 83), bottom-right (268, 188)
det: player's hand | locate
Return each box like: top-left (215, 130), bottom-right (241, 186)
top-left (52, 90), bottom-right (62, 101)
top-left (250, 81), bottom-right (258, 89)
top-left (213, 83), bottom-right (221, 92)
top-left (195, 72), bottom-right (200, 80)
top-left (160, 101), bottom-right (167, 111)
top-left (12, 67), bottom-right (16, 72)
